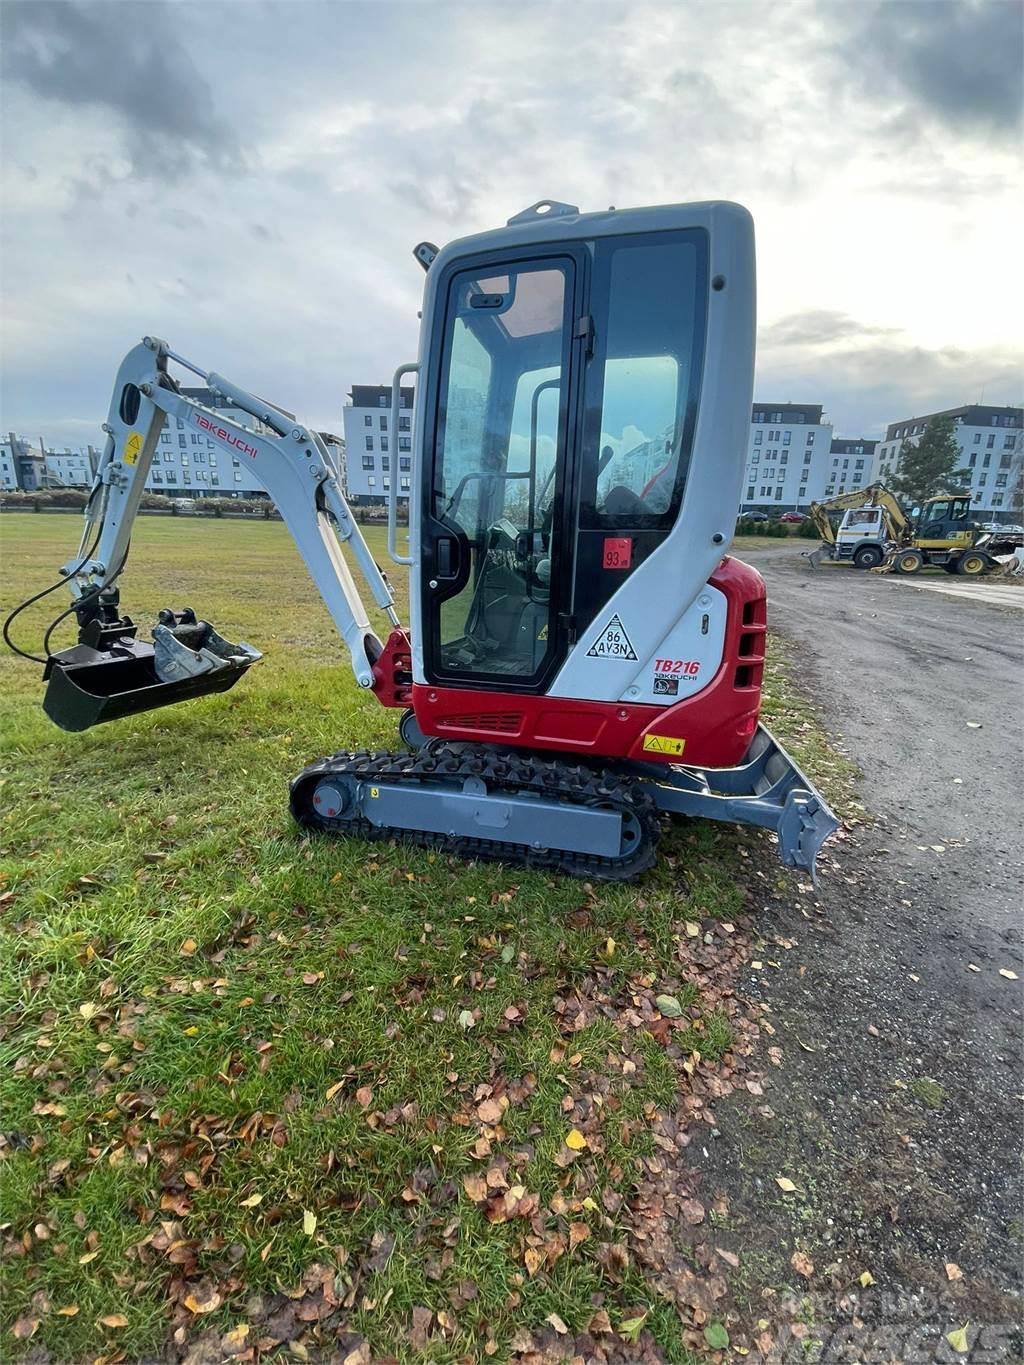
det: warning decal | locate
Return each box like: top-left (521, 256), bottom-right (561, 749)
top-left (643, 734), bottom-right (686, 756)
top-left (586, 614), bottom-right (638, 661)
top-left (123, 431), bottom-right (143, 465)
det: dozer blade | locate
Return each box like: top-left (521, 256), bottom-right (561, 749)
top-left (43, 612), bottom-right (260, 733)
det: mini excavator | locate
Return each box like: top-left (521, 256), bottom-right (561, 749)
top-left (7, 199), bottom-right (837, 880)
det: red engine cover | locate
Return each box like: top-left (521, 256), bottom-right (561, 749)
top-left (410, 556), bottom-right (766, 768)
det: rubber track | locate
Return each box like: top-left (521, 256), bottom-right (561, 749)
top-left (289, 742), bottom-right (658, 881)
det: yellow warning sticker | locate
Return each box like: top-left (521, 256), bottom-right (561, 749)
top-left (369, 787), bottom-right (379, 798)
top-left (123, 431), bottom-right (143, 465)
top-left (642, 734), bottom-right (686, 756)
top-left (537, 624), bottom-right (548, 641)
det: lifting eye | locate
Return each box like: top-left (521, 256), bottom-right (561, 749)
top-left (119, 384), bottom-right (141, 424)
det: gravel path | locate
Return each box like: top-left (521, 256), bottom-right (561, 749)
top-left (689, 549), bottom-right (1023, 1360)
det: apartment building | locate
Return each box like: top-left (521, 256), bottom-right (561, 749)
top-left (741, 404), bottom-right (834, 510)
top-left (341, 384), bottom-right (415, 506)
top-left (823, 438), bottom-right (879, 498)
top-left (875, 405), bottom-right (1022, 518)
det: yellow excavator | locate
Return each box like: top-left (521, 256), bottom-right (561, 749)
top-left (807, 483), bottom-right (1009, 575)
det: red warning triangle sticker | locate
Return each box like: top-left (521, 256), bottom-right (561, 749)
top-left (586, 613), bottom-right (638, 661)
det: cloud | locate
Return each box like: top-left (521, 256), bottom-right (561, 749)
top-left (839, 0), bottom-right (1023, 143)
top-left (0, 0), bottom-right (242, 179)
top-left (760, 311), bottom-right (902, 349)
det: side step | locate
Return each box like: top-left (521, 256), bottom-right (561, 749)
top-left (634, 724), bottom-right (839, 882)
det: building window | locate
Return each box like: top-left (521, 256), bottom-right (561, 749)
top-left (368, 476), bottom-right (376, 487)
top-left (775, 486), bottom-right (783, 500)
top-left (195, 451), bottom-right (205, 464)
top-left (378, 395), bottom-right (387, 408)
top-left (364, 415), bottom-right (372, 427)
top-left (992, 494), bottom-right (1003, 506)
top-left (399, 437), bottom-right (411, 452)
top-left (161, 433), bottom-right (171, 444)
top-left (232, 457), bottom-right (240, 467)
top-left (178, 435), bottom-right (187, 448)
top-left (760, 486), bottom-right (768, 497)
top-left (152, 471), bottom-right (162, 483)
top-left (382, 457), bottom-right (390, 471)
top-left (399, 457), bottom-right (411, 471)
top-left (1004, 435), bottom-right (1016, 450)
top-left (983, 453), bottom-right (991, 468)
top-left (746, 485), bottom-right (755, 500)
top-left (183, 473), bottom-right (191, 485)
top-left (1000, 454), bottom-right (1012, 469)
top-left (400, 477), bottom-right (410, 490)
top-left (234, 471), bottom-right (242, 482)
top-left (855, 459), bottom-right (864, 470)
top-left (399, 416), bottom-right (410, 432)
top-left (181, 452), bottom-right (189, 464)
top-left (806, 432), bottom-right (814, 444)
top-left (995, 474), bottom-right (1008, 488)
top-left (780, 451), bottom-right (788, 464)
top-left (365, 436), bottom-right (374, 451)
top-left (751, 452), bottom-right (760, 464)
top-left (191, 434), bottom-right (200, 445)
top-left (969, 453), bottom-right (977, 467)
top-left (783, 431), bottom-right (791, 446)
top-left (164, 451), bottom-right (174, 463)
top-left (212, 476), bottom-right (220, 486)
top-left (973, 433), bottom-right (981, 444)
top-left (362, 456), bottom-right (374, 470)
top-left (197, 470), bottom-right (208, 482)
top-left (978, 474), bottom-right (987, 486)
top-left (176, 419), bottom-right (184, 430)
top-left (754, 431), bottom-right (763, 445)
top-left (381, 438), bottom-right (388, 452)
top-left (803, 451), bottom-right (812, 464)
top-left (379, 416), bottom-right (387, 432)
top-left (986, 435), bottom-right (995, 448)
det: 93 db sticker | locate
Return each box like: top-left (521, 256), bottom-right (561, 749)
top-left (586, 614), bottom-right (637, 661)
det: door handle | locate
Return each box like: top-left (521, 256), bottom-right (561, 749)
top-left (436, 536), bottom-right (457, 578)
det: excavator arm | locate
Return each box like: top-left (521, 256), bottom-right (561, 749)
top-left (39, 338), bottom-right (405, 730)
top-left (807, 481), bottom-right (908, 544)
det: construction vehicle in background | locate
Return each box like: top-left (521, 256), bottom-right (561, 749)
top-left (5, 199), bottom-right (838, 881)
top-left (807, 483), bottom-right (1017, 575)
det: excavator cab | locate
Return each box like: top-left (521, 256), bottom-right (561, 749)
top-left (912, 494), bottom-right (975, 546)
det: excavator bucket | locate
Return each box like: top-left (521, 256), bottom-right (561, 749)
top-left (43, 610), bottom-right (260, 732)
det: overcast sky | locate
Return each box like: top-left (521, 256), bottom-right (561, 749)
top-left (1, 0), bottom-right (1021, 452)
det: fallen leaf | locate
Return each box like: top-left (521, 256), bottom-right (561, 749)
top-left (565, 1128), bottom-right (588, 1151)
top-left (704, 1322), bottom-right (730, 1351)
top-left (569, 1221), bottom-right (590, 1250)
top-left (945, 1262), bottom-right (964, 1281)
top-left (859, 1270), bottom-right (876, 1287)
top-left (681, 1198), bottom-right (705, 1225)
top-left (685, 921), bottom-right (700, 937)
top-left (524, 1247), bottom-right (543, 1276)
top-left (716, 1248), bottom-right (740, 1268)
top-left (791, 1250), bottom-right (815, 1278)
top-left (56, 1306), bottom-right (80, 1317)
top-left (97, 1314), bottom-right (129, 1328)
top-left (775, 1177), bottom-right (797, 1193)
top-left (79, 1002), bottom-right (97, 1020)
top-left (184, 1291), bottom-right (222, 1315)
top-left (302, 1209), bottom-right (317, 1236)
top-left (655, 993), bottom-right (683, 1017)
top-left (355, 1086), bottom-right (374, 1108)
top-left (546, 1312), bottom-right (569, 1335)
top-left (12, 1317), bottom-right (40, 1341)
top-left (589, 1309), bottom-right (613, 1334)
top-left (458, 1009), bottom-right (475, 1030)
top-left (619, 1312), bottom-right (648, 1344)
top-left (325, 1080), bottom-right (346, 1101)
top-left (78, 1250), bottom-right (100, 1265)
top-left (239, 1193), bottom-right (263, 1208)
top-left (476, 1098), bottom-right (503, 1124)
top-left (463, 1174), bottom-right (488, 1202)
top-left (409, 1306), bottom-right (432, 1349)
top-left (222, 1324), bottom-right (250, 1347)
top-left (180, 938), bottom-right (198, 956)
top-left (946, 1325), bottom-right (970, 1354)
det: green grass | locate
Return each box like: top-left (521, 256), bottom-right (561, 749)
top-left (0, 514), bottom-right (791, 1363)
top-left (910, 1078), bottom-right (946, 1109)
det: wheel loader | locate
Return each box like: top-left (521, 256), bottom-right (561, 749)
top-left (5, 198), bottom-right (837, 881)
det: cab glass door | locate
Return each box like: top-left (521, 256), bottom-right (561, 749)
top-left (424, 256), bottom-right (576, 688)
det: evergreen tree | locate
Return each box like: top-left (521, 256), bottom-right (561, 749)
top-left (892, 416), bottom-right (971, 504)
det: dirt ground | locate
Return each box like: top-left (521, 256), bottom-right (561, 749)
top-left (678, 549), bottom-right (1023, 1360)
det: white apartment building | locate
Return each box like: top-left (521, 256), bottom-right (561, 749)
top-left (876, 405), bottom-right (1023, 518)
top-left (144, 387), bottom-right (271, 499)
top-left (342, 384), bottom-right (415, 506)
top-left (741, 404), bottom-right (834, 510)
top-left (824, 438), bottom-right (879, 498)
top-left (1, 435), bottom-right (47, 491)
top-left (44, 448), bottom-right (97, 487)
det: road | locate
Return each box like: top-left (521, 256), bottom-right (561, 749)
top-left (692, 544), bottom-right (1023, 1334)
top-left (745, 546), bottom-right (1022, 933)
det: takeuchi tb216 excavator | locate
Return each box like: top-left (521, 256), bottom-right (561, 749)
top-left (8, 199), bottom-right (838, 880)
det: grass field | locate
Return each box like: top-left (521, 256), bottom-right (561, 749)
top-left (0, 515), bottom-right (837, 1363)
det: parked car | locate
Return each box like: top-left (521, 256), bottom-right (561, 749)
top-left (779, 511), bottom-right (807, 523)
top-left (981, 520), bottom-right (1024, 534)
top-left (738, 509), bottom-right (770, 522)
